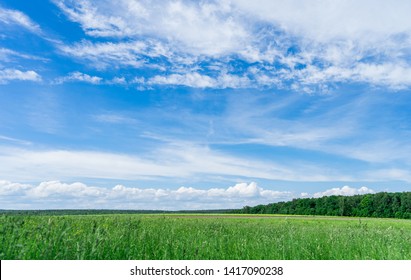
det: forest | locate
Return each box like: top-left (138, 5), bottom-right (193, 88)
top-left (235, 192), bottom-right (411, 219)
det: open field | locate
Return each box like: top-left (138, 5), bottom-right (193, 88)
top-left (1, 214), bottom-right (410, 260)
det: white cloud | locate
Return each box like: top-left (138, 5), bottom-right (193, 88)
top-left (233, 0), bottom-right (411, 90)
top-left (224, 182), bottom-right (287, 199)
top-left (0, 69), bottom-right (42, 84)
top-left (58, 40), bottom-right (157, 69)
top-left (54, 0), bottom-right (411, 54)
top-left (234, 0), bottom-right (411, 43)
top-left (352, 63), bottom-right (411, 89)
top-left (55, 72), bottom-right (129, 86)
top-left (27, 181), bottom-right (102, 198)
top-left (0, 180), bottom-right (31, 195)
top-left (0, 135), bottom-right (31, 145)
top-left (0, 6), bottom-right (41, 33)
top-left (0, 144), bottom-right (354, 184)
top-left (55, 71), bottom-right (102, 84)
top-left (52, 0), bottom-right (126, 38)
top-left (0, 180), bottom-right (389, 210)
top-left (364, 169), bottom-right (411, 183)
top-left (93, 113), bottom-right (136, 124)
top-left (0, 48), bottom-right (15, 62)
top-left (148, 73), bottom-right (216, 88)
top-left (147, 72), bottom-right (251, 89)
top-left (0, 48), bottom-right (47, 62)
top-left (107, 76), bottom-right (126, 85)
top-left (289, 63), bottom-right (411, 90)
top-left (216, 73), bottom-right (251, 89)
top-left (0, 180), bottom-right (292, 210)
top-left (214, 89), bottom-right (411, 169)
top-left (52, 0), bottom-right (411, 90)
top-left (313, 186), bottom-right (375, 198)
top-left (53, 0), bottom-right (248, 56)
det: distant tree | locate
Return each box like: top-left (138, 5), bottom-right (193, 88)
top-left (238, 192), bottom-right (411, 219)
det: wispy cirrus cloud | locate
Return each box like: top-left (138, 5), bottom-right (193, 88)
top-left (54, 71), bottom-right (102, 84)
top-left (0, 143), bottom-right (355, 184)
top-left (53, 69), bottom-right (251, 88)
top-left (0, 135), bottom-right (31, 146)
top-left (0, 48), bottom-right (48, 63)
top-left (93, 113), bottom-right (137, 124)
top-left (363, 169), bottom-right (411, 183)
top-left (0, 6), bottom-right (42, 34)
top-left (54, 71), bottom-right (128, 86)
top-left (58, 40), bottom-right (166, 69)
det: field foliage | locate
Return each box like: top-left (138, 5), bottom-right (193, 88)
top-left (1, 214), bottom-right (410, 260)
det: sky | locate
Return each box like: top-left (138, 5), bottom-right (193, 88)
top-left (1, 0), bottom-right (411, 210)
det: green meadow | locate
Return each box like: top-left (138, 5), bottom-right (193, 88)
top-left (1, 214), bottom-right (410, 260)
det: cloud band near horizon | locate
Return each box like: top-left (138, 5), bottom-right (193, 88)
top-left (0, 180), bottom-right (374, 210)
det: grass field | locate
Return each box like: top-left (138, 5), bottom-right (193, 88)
top-left (1, 214), bottom-right (410, 260)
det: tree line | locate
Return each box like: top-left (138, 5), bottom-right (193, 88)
top-left (0, 208), bottom-right (234, 216)
top-left (2, 192), bottom-right (410, 219)
top-left (235, 192), bottom-right (411, 219)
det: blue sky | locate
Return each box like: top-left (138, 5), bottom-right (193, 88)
top-left (1, 0), bottom-right (411, 210)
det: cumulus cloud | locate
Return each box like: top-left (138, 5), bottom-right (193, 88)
top-left (27, 181), bottom-right (103, 198)
top-left (0, 180), bottom-right (292, 210)
top-left (313, 186), bottom-right (375, 198)
top-left (0, 180), bottom-right (386, 210)
top-left (0, 69), bottom-right (42, 84)
top-left (0, 180), bottom-right (32, 195)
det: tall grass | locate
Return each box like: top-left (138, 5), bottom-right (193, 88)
top-left (1, 214), bottom-right (410, 260)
